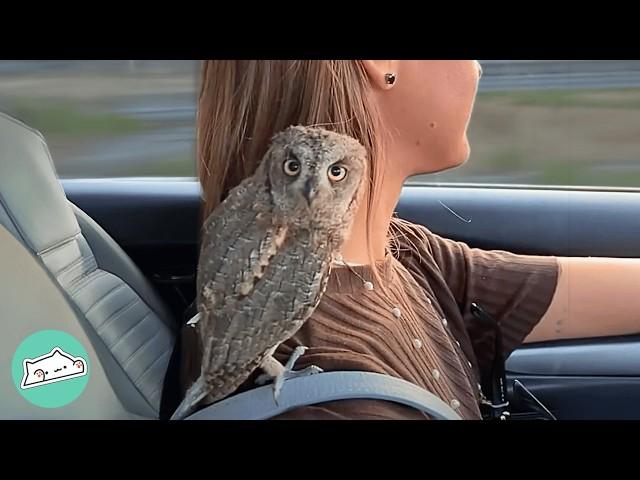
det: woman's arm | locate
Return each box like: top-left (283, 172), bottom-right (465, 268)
top-left (526, 257), bottom-right (640, 343)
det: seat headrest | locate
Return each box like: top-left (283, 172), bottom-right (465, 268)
top-left (0, 112), bottom-right (80, 254)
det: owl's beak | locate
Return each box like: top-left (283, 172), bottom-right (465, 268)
top-left (303, 179), bottom-right (318, 206)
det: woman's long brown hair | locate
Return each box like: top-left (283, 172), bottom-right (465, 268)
top-left (197, 60), bottom-right (405, 289)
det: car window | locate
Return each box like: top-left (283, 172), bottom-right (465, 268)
top-left (0, 60), bottom-right (198, 179)
top-left (2, 60), bottom-right (639, 189)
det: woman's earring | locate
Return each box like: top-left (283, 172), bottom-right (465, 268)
top-left (384, 73), bottom-right (396, 85)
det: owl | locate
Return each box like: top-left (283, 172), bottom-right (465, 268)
top-left (171, 126), bottom-right (367, 420)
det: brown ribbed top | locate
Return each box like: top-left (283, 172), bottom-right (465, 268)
top-left (179, 219), bottom-right (559, 420)
top-left (269, 219), bottom-right (559, 420)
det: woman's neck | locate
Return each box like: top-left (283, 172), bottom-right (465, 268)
top-left (339, 171), bottom-right (405, 265)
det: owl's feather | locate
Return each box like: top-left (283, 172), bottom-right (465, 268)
top-left (171, 126), bottom-right (366, 420)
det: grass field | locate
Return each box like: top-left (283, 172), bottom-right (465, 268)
top-left (4, 98), bottom-right (149, 136)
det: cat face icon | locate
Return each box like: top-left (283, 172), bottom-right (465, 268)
top-left (21, 347), bottom-right (88, 389)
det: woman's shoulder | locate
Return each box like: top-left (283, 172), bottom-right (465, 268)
top-left (389, 217), bottom-right (445, 267)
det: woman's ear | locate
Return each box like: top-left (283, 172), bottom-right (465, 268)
top-left (362, 60), bottom-right (400, 90)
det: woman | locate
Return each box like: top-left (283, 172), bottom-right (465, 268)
top-left (188, 60), bottom-right (640, 420)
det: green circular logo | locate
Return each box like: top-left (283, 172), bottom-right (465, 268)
top-left (11, 330), bottom-right (90, 408)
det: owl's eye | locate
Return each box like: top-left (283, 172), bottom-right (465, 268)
top-left (328, 164), bottom-right (347, 182)
top-left (283, 159), bottom-right (301, 176)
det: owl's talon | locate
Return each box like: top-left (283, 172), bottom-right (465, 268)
top-left (272, 367), bottom-right (324, 405)
top-left (256, 346), bottom-right (323, 406)
top-left (273, 348), bottom-right (323, 406)
top-left (284, 346), bottom-right (308, 370)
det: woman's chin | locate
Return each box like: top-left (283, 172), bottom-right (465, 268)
top-left (411, 139), bottom-right (472, 176)
top-left (459, 137), bottom-right (472, 165)
top-left (439, 141), bottom-right (471, 172)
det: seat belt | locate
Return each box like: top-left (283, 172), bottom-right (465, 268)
top-left (180, 370), bottom-right (462, 420)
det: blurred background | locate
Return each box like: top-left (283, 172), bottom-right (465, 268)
top-left (1, 60), bottom-right (639, 188)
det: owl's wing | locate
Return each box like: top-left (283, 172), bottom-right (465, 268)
top-left (208, 237), bottom-right (330, 374)
top-left (196, 178), bottom-right (273, 332)
top-left (199, 211), bottom-right (331, 377)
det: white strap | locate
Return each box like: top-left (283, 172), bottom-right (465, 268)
top-left (182, 371), bottom-right (462, 420)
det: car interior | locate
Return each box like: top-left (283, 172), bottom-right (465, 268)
top-left (2, 99), bottom-right (640, 419)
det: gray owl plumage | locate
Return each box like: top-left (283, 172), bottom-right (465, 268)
top-left (171, 126), bottom-right (367, 420)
